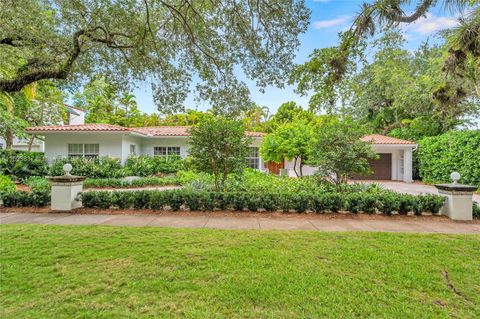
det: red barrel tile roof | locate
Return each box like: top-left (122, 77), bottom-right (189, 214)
top-left (26, 124), bottom-right (266, 137)
top-left (361, 134), bottom-right (416, 145)
top-left (26, 124), bottom-right (131, 132)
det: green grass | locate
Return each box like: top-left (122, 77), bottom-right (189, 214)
top-left (1, 225), bottom-right (479, 318)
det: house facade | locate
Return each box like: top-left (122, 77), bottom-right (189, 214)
top-left (26, 124), bottom-right (417, 182)
top-left (26, 124), bottom-right (265, 170)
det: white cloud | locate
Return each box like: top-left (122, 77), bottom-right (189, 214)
top-left (403, 14), bottom-right (458, 35)
top-left (313, 15), bottom-right (351, 29)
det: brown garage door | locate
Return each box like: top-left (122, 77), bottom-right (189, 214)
top-left (352, 153), bottom-right (392, 180)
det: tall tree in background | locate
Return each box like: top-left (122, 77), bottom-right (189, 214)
top-left (293, 29), bottom-right (479, 139)
top-left (0, 81), bottom-right (64, 149)
top-left (73, 77), bottom-right (142, 127)
top-left (0, 0), bottom-right (309, 115)
top-left (318, 1), bottom-right (478, 91)
top-left (266, 101), bottom-right (314, 132)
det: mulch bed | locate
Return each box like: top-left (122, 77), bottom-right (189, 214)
top-left (1, 206), bottom-right (478, 224)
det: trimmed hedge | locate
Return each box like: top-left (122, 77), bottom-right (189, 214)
top-left (418, 130), bottom-right (480, 185)
top-left (79, 190), bottom-right (445, 215)
top-left (84, 176), bottom-right (180, 188)
top-left (473, 202), bottom-right (480, 219)
top-left (0, 190), bottom-right (50, 207)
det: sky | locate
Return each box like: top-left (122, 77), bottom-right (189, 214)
top-left (133, 0), bottom-right (461, 115)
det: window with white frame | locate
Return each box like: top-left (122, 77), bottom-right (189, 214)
top-left (246, 147), bottom-right (260, 169)
top-left (68, 143), bottom-right (99, 159)
top-left (130, 144), bottom-right (136, 155)
top-left (154, 146), bottom-right (181, 157)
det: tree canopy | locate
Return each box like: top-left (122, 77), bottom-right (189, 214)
top-left (292, 29), bottom-right (479, 138)
top-left (0, 0), bottom-right (309, 115)
top-left (314, 1), bottom-right (479, 92)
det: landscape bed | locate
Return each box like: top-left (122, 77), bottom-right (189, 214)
top-left (1, 224), bottom-right (479, 318)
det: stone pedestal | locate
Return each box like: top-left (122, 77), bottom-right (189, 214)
top-left (48, 176), bottom-right (86, 211)
top-left (435, 184), bottom-right (478, 221)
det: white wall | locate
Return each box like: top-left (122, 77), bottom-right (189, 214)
top-left (43, 132), bottom-right (124, 163)
top-left (69, 109), bottom-right (86, 125)
top-left (121, 135), bottom-right (143, 163)
top-left (284, 159), bottom-right (318, 177)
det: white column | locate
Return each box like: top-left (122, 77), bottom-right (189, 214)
top-left (403, 148), bottom-right (413, 183)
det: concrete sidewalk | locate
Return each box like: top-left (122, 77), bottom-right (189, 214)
top-left (1, 212), bottom-right (479, 234)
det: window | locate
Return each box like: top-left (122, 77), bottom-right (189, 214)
top-left (68, 143), bottom-right (99, 159)
top-left (130, 144), bottom-right (136, 155)
top-left (154, 146), bottom-right (181, 157)
top-left (246, 147), bottom-right (260, 169)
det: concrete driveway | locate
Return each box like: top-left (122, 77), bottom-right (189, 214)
top-left (354, 180), bottom-right (480, 204)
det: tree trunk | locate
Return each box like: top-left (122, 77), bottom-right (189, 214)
top-left (299, 158), bottom-right (304, 177)
top-left (5, 129), bottom-right (13, 149)
top-left (27, 135), bottom-right (36, 151)
top-left (293, 156), bottom-right (300, 177)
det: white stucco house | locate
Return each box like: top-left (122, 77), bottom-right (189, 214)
top-left (26, 123), bottom-right (417, 182)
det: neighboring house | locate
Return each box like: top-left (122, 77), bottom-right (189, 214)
top-left (0, 136), bottom-right (44, 152)
top-left (26, 122), bottom-right (417, 182)
top-left (0, 104), bottom-right (86, 152)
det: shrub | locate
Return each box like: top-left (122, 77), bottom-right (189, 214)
top-left (0, 150), bottom-right (48, 181)
top-left (0, 174), bottom-right (15, 193)
top-left (418, 130), bottom-right (480, 185)
top-left (397, 194), bottom-right (416, 215)
top-left (176, 170), bottom-right (214, 186)
top-left (0, 190), bottom-right (50, 207)
top-left (124, 155), bottom-right (184, 176)
top-left (417, 195), bottom-right (445, 215)
top-left (50, 157), bottom-right (122, 178)
top-left (473, 202), bottom-right (480, 219)
top-left (376, 192), bottom-right (400, 216)
top-left (344, 193), bottom-right (363, 214)
top-left (84, 176), bottom-right (179, 188)
top-left (311, 193), bottom-right (343, 213)
top-left (25, 176), bottom-right (50, 192)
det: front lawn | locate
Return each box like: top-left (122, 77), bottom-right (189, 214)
top-left (1, 225), bottom-right (479, 318)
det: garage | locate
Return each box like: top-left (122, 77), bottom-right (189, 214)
top-left (350, 153), bottom-right (392, 180)
top-left (367, 153), bottom-right (392, 180)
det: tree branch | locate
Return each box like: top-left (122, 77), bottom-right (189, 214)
top-left (0, 30), bottom-right (85, 92)
top-left (387, 0), bottom-right (434, 23)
